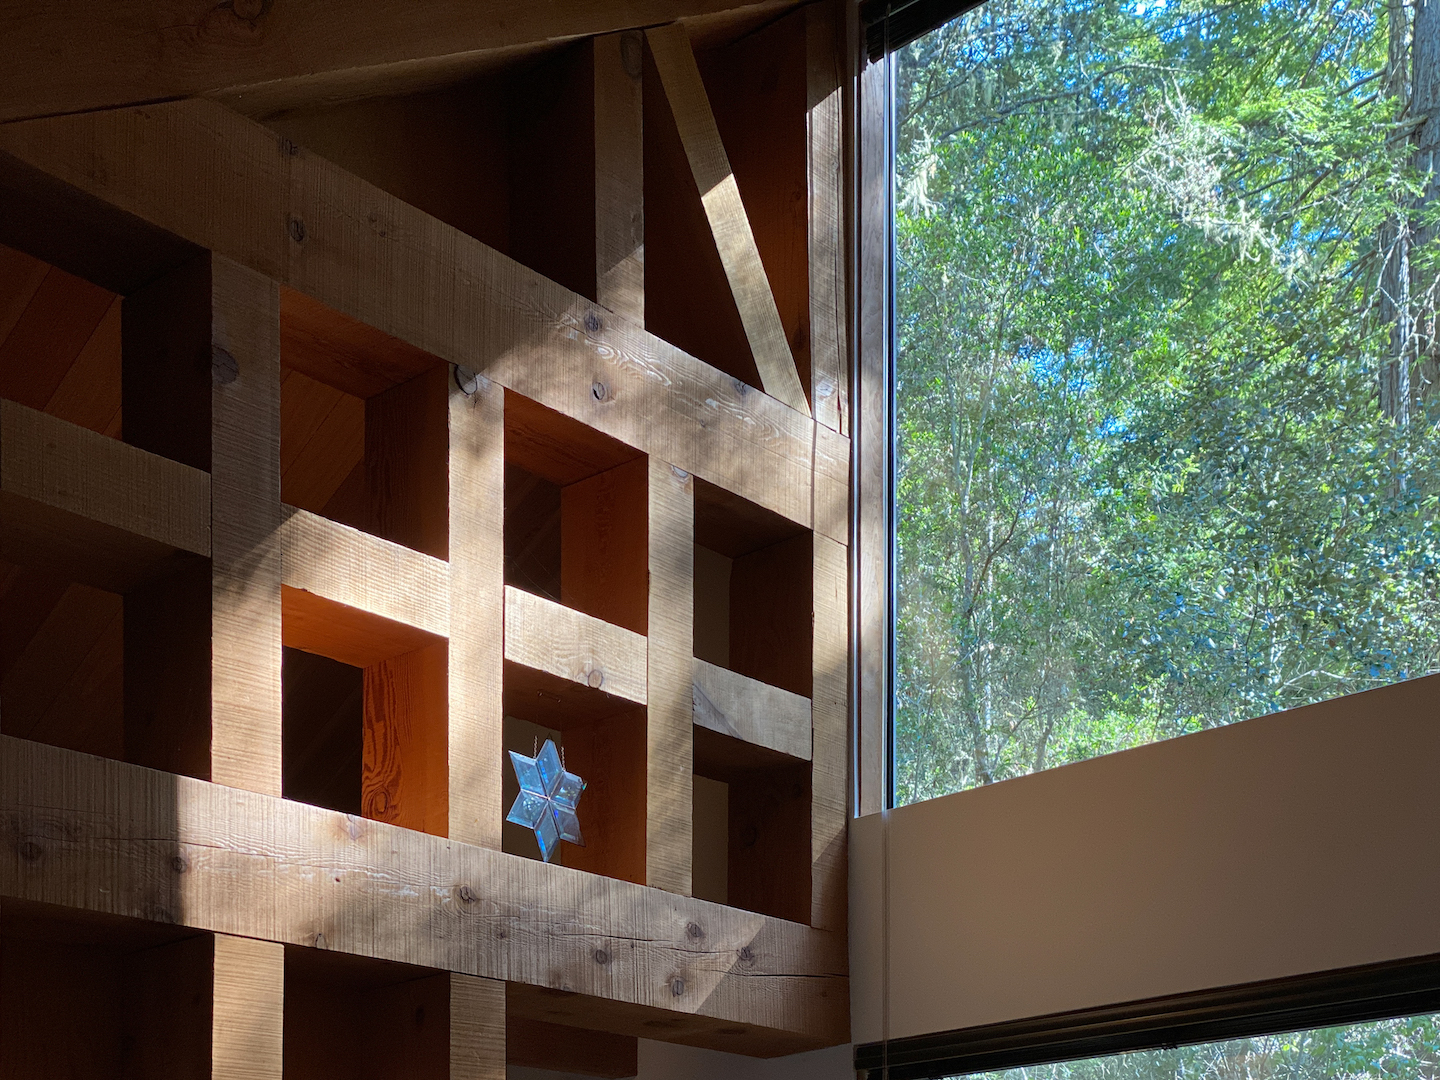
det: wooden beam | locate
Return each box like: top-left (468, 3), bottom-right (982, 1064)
top-left (811, 533), bottom-right (848, 932)
top-left (692, 659), bottom-right (812, 762)
top-left (213, 934), bottom-right (285, 1080)
top-left (0, 99), bottom-right (826, 532)
top-left (595, 32), bottom-right (646, 322)
top-left (211, 255), bottom-right (285, 795)
top-left (504, 585), bottom-right (648, 704)
top-left (648, 459), bottom-right (695, 895)
top-left (452, 974), bottom-right (506, 1080)
top-left (0, 0), bottom-right (803, 124)
top-left (0, 735), bottom-right (849, 1055)
top-left (646, 23), bottom-right (810, 416)
top-left (448, 372), bottom-right (505, 848)
top-left (807, 0), bottom-right (850, 436)
top-left (0, 398), bottom-right (210, 559)
top-left (281, 509), bottom-right (450, 639)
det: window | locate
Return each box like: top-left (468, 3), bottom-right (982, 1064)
top-left (941, 1012), bottom-right (1440, 1080)
top-left (892, 0), bottom-right (1440, 805)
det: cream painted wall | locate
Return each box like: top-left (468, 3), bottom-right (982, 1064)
top-left (851, 673), bottom-right (1440, 1044)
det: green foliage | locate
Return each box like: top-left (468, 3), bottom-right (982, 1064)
top-left (956, 1014), bottom-right (1440, 1080)
top-left (895, 0), bottom-right (1440, 802)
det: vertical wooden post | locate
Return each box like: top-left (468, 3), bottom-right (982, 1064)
top-left (212, 934), bottom-right (284, 1080)
top-left (812, 533), bottom-right (848, 930)
top-left (448, 371), bottom-right (505, 847)
top-left (211, 256), bottom-right (284, 795)
top-left (807, 0), bottom-right (849, 436)
top-left (449, 973), bottom-right (506, 1080)
top-left (647, 458), bottom-right (694, 894)
top-left (595, 31), bottom-right (645, 322)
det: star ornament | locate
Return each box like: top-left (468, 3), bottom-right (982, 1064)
top-left (506, 739), bottom-right (585, 863)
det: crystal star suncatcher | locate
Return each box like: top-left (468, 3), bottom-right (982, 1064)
top-left (506, 739), bottom-right (585, 862)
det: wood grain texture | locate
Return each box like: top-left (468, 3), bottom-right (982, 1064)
top-left (0, 735), bottom-right (850, 1054)
top-left (0, 263), bottom-right (114, 411)
top-left (448, 373), bottom-right (504, 848)
top-left (282, 584), bottom-right (442, 669)
top-left (213, 934), bottom-right (285, 1080)
top-left (811, 533), bottom-right (847, 931)
top-left (363, 640), bottom-right (449, 836)
top-left (857, 59), bottom-right (888, 817)
top-left (504, 585), bottom-right (647, 704)
top-left (692, 658), bottom-right (811, 762)
top-left (452, 973), bottom-right (506, 1080)
top-left (703, 11), bottom-right (812, 412)
top-left (0, 399), bottom-right (210, 556)
top-left (561, 704), bottom-right (649, 885)
top-left (806, 0), bottom-right (850, 436)
top-left (508, 1014), bottom-right (637, 1078)
top-left (647, 458), bottom-right (695, 895)
top-left (279, 367), bottom-right (364, 514)
top-left (595, 32), bottom-right (646, 322)
top-left (646, 23), bottom-right (810, 416)
top-left (211, 256), bottom-right (285, 795)
top-left (0, 0), bottom-right (805, 123)
top-left (280, 509), bottom-right (450, 639)
top-left (0, 99), bottom-right (822, 530)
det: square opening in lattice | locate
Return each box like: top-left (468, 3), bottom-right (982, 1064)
top-left (279, 288), bottom-right (449, 559)
top-left (504, 390), bottom-right (647, 633)
top-left (502, 663), bottom-right (646, 884)
top-left (693, 726), bottom-right (811, 922)
top-left (0, 545), bottom-right (211, 779)
top-left (281, 586), bottom-right (448, 836)
top-left (1, 902), bottom-right (213, 1076)
top-left (263, 41), bottom-right (600, 303)
top-left (0, 239), bottom-right (213, 469)
top-left (284, 947), bottom-right (453, 1078)
top-left (693, 477), bottom-right (812, 697)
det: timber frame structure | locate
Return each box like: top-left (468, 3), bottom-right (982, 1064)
top-left (0, 2), bottom-right (868, 1075)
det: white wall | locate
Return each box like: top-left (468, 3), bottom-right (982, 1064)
top-left (851, 673), bottom-right (1440, 1044)
top-left (507, 1040), bottom-right (853, 1080)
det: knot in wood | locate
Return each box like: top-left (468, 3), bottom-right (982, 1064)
top-left (586, 668), bottom-right (604, 689)
top-left (620, 31), bottom-right (643, 78)
top-left (685, 921), bottom-right (703, 941)
top-left (231, 0), bottom-right (268, 21)
top-left (591, 381), bottom-right (608, 401)
top-left (211, 345), bottom-right (238, 386)
top-left (17, 839), bottom-right (42, 862)
top-left (737, 946), bottom-right (756, 965)
top-left (670, 976), bottom-right (686, 997)
top-left (454, 366), bottom-right (480, 396)
top-left (171, 855), bottom-right (189, 874)
top-left (458, 884), bottom-right (478, 904)
top-left (287, 216), bottom-right (306, 243)
top-left (584, 311), bottom-right (603, 333)
top-left (593, 948), bottom-right (611, 966)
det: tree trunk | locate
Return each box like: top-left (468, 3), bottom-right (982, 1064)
top-left (1413, 0), bottom-right (1440, 401)
top-left (1381, 0), bottom-right (1414, 420)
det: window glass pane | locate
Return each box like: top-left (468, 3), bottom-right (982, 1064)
top-left (894, 0), bottom-right (1440, 804)
top-left (943, 1013), bottom-right (1440, 1080)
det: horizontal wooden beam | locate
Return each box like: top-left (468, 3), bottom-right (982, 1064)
top-left (280, 508), bottom-right (450, 639)
top-left (0, 735), bottom-right (848, 1055)
top-left (692, 658), bottom-right (812, 762)
top-left (0, 100), bottom-right (847, 537)
top-left (503, 585), bottom-right (647, 704)
top-left (0, 0), bottom-right (801, 125)
top-left (0, 400), bottom-right (210, 592)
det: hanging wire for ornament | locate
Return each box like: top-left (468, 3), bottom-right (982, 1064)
top-left (506, 738), bottom-right (586, 863)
